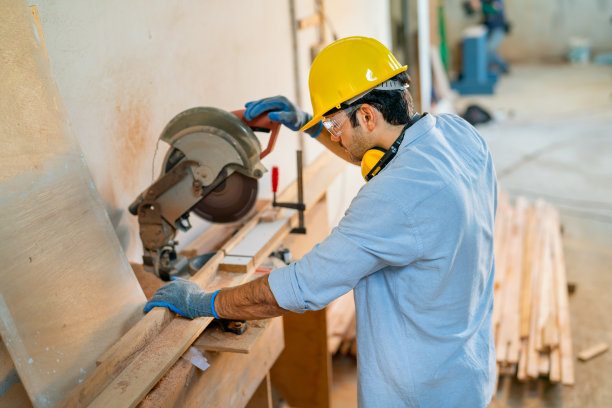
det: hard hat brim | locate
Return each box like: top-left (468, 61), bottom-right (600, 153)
top-left (301, 64), bottom-right (408, 132)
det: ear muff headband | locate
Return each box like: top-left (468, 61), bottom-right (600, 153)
top-left (361, 121), bottom-right (413, 182)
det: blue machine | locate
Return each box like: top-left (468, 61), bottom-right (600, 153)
top-left (451, 26), bottom-right (497, 95)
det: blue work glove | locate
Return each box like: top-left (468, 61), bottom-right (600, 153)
top-left (244, 95), bottom-right (323, 138)
top-left (144, 278), bottom-right (220, 319)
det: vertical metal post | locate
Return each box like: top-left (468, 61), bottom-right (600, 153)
top-left (295, 149), bottom-right (305, 232)
top-left (289, 0), bottom-right (306, 151)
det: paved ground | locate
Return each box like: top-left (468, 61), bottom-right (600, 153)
top-left (330, 63), bottom-right (612, 407)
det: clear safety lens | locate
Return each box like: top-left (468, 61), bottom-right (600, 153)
top-left (321, 105), bottom-right (361, 138)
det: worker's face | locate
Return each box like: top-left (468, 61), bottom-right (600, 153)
top-left (325, 107), bottom-right (372, 162)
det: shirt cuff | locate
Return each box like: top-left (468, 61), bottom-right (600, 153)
top-left (268, 264), bottom-right (307, 313)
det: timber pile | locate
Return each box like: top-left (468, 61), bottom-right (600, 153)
top-left (494, 195), bottom-right (574, 385)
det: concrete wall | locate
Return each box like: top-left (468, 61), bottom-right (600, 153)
top-left (444, 0), bottom-right (612, 66)
top-left (31, 1), bottom-right (391, 262)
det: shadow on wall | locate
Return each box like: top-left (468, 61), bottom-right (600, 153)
top-left (104, 199), bottom-right (131, 254)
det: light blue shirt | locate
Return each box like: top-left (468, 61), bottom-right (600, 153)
top-left (269, 113), bottom-right (498, 407)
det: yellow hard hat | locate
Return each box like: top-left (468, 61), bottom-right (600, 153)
top-left (300, 36), bottom-right (407, 131)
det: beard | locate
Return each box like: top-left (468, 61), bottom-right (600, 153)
top-left (344, 126), bottom-right (373, 162)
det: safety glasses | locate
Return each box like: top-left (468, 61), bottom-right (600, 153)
top-left (321, 105), bottom-right (361, 138)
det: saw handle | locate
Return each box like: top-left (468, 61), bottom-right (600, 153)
top-left (232, 109), bottom-right (281, 160)
top-left (271, 166), bottom-right (279, 194)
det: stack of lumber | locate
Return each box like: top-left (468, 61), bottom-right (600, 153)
top-left (494, 195), bottom-right (574, 385)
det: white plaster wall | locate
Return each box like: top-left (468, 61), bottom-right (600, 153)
top-left (32, 1), bottom-right (392, 262)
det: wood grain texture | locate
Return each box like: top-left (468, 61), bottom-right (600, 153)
top-left (194, 320), bottom-right (270, 354)
top-left (219, 255), bottom-right (254, 273)
top-left (227, 218), bottom-right (290, 258)
top-left (0, 2), bottom-right (146, 407)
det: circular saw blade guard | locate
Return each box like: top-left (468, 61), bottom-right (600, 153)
top-left (159, 107), bottom-right (266, 223)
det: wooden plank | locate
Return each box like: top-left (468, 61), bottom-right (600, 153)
top-left (520, 206), bottom-right (536, 339)
top-left (549, 206), bottom-right (575, 385)
top-left (219, 255), bottom-right (254, 273)
top-left (228, 218), bottom-right (291, 259)
top-left (0, 3), bottom-right (146, 407)
top-left (59, 152), bottom-right (344, 407)
top-left (137, 358), bottom-right (193, 408)
top-left (549, 346), bottom-right (561, 383)
top-left (577, 342), bottom-right (609, 362)
top-left (193, 320), bottom-right (270, 354)
top-left (298, 12), bottom-right (322, 30)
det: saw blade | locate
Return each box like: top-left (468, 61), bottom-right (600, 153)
top-left (191, 172), bottom-right (258, 223)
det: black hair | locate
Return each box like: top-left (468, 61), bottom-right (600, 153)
top-left (324, 71), bottom-right (414, 127)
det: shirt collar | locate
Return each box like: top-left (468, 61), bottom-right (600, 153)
top-left (399, 112), bottom-right (436, 149)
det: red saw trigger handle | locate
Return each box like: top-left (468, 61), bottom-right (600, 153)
top-left (271, 166), bottom-right (279, 193)
top-left (232, 109), bottom-right (281, 160)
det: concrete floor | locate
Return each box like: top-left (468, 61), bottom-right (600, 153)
top-left (330, 63), bottom-right (612, 407)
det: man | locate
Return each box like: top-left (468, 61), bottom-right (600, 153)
top-left (145, 36), bottom-right (498, 407)
top-left (473, 0), bottom-right (510, 74)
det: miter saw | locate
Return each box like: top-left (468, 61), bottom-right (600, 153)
top-left (129, 107), bottom-right (284, 281)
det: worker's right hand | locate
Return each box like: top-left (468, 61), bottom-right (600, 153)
top-left (244, 96), bottom-right (322, 138)
top-left (143, 278), bottom-right (218, 319)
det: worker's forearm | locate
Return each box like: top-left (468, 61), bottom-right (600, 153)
top-left (214, 275), bottom-right (288, 320)
top-left (314, 129), bottom-right (360, 165)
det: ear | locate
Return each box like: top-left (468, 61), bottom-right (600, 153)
top-left (358, 104), bottom-right (378, 131)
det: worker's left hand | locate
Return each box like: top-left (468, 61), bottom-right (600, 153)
top-left (144, 278), bottom-right (217, 319)
top-left (244, 95), bottom-right (322, 137)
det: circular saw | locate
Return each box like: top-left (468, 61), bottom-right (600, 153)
top-left (129, 107), bottom-right (280, 279)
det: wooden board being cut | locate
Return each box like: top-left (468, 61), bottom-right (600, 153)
top-left (0, 3), bottom-right (146, 407)
top-left (193, 320), bottom-right (270, 354)
top-left (219, 255), bottom-right (253, 273)
top-left (227, 218), bottom-right (290, 258)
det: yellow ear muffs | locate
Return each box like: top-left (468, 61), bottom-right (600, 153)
top-left (361, 147), bottom-right (387, 181)
top-left (360, 119), bottom-right (417, 182)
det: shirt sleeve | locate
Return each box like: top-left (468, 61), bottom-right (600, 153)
top-left (268, 178), bottom-right (423, 312)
